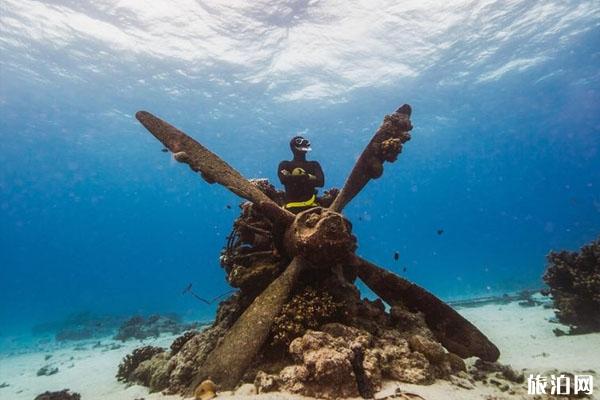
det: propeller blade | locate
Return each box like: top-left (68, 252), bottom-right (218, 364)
top-left (188, 255), bottom-right (308, 392)
top-left (352, 255), bottom-right (500, 362)
top-left (330, 104), bottom-right (412, 213)
top-left (136, 111), bottom-right (294, 224)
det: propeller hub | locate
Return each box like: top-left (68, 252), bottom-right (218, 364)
top-left (285, 207), bottom-right (356, 265)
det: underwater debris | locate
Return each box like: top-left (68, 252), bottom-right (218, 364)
top-left (356, 257), bottom-right (499, 361)
top-left (471, 359), bottom-right (524, 383)
top-left (33, 390), bottom-right (81, 400)
top-left (114, 314), bottom-right (196, 341)
top-left (463, 360), bottom-right (528, 396)
top-left (37, 365), bottom-right (59, 376)
top-left (182, 283), bottom-right (235, 305)
top-left (543, 236), bottom-right (600, 334)
top-left (132, 105), bottom-right (499, 396)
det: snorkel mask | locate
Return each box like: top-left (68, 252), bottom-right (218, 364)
top-left (291, 136), bottom-right (312, 152)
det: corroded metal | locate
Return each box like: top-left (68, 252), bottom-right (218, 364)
top-left (284, 207), bottom-right (356, 266)
top-left (330, 104), bottom-right (412, 212)
top-left (353, 255), bottom-right (500, 362)
top-left (136, 111), bottom-right (294, 224)
top-left (188, 256), bottom-right (308, 392)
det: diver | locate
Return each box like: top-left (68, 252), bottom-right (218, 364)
top-left (278, 136), bottom-right (324, 213)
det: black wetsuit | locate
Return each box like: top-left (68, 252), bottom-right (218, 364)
top-left (278, 155), bottom-right (324, 210)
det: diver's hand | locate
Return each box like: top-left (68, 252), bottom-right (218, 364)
top-left (280, 169), bottom-right (290, 176)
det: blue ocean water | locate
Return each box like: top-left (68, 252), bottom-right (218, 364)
top-left (0, 1), bottom-right (599, 337)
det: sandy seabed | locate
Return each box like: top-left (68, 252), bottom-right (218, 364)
top-left (1, 301), bottom-right (599, 400)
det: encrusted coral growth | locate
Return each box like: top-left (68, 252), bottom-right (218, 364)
top-left (249, 179), bottom-right (285, 205)
top-left (252, 284), bottom-right (463, 399)
top-left (255, 321), bottom-right (465, 399)
top-left (543, 237), bottom-right (600, 333)
top-left (220, 183), bottom-right (340, 298)
top-left (130, 351), bottom-right (171, 391)
top-left (220, 201), bottom-right (284, 296)
top-left (116, 346), bottom-right (165, 382)
top-left (271, 286), bottom-right (342, 347)
top-left (379, 137), bottom-right (403, 162)
top-left (170, 330), bottom-right (198, 355)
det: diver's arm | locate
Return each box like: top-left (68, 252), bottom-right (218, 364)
top-left (278, 161), bottom-right (293, 184)
top-left (311, 162), bottom-right (325, 187)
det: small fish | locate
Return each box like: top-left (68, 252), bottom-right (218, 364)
top-left (393, 251), bottom-right (399, 261)
top-left (161, 148), bottom-right (169, 153)
top-left (402, 266), bottom-right (407, 272)
top-left (226, 205), bottom-right (232, 209)
top-left (437, 229), bottom-right (444, 235)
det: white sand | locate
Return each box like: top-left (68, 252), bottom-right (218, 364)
top-left (1, 302), bottom-right (598, 400)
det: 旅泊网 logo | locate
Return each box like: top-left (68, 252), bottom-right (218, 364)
top-left (527, 374), bottom-right (593, 396)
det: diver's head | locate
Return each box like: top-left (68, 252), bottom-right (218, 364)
top-left (290, 136), bottom-right (311, 157)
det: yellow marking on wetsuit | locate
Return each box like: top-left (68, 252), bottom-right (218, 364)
top-left (284, 194), bottom-right (317, 209)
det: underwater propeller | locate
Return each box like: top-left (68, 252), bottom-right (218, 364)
top-left (135, 111), bottom-right (295, 226)
top-left (135, 105), bottom-right (499, 393)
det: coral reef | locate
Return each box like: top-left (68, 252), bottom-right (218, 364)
top-left (117, 293), bottom-right (248, 394)
top-left (170, 330), bottom-right (198, 355)
top-left (254, 323), bottom-right (465, 399)
top-left (114, 314), bottom-right (196, 341)
top-left (33, 390), bottom-right (81, 400)
top-left (31, 312), bottom-right (124, 341)
top-left (543, 237), bottom-right (600, 333)
top-left (129, 351), bottom-right (171, 391)
top-left (271, 287), bottom-right (343, 347)
top-left (116, 346), bottom-right (165, 382)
